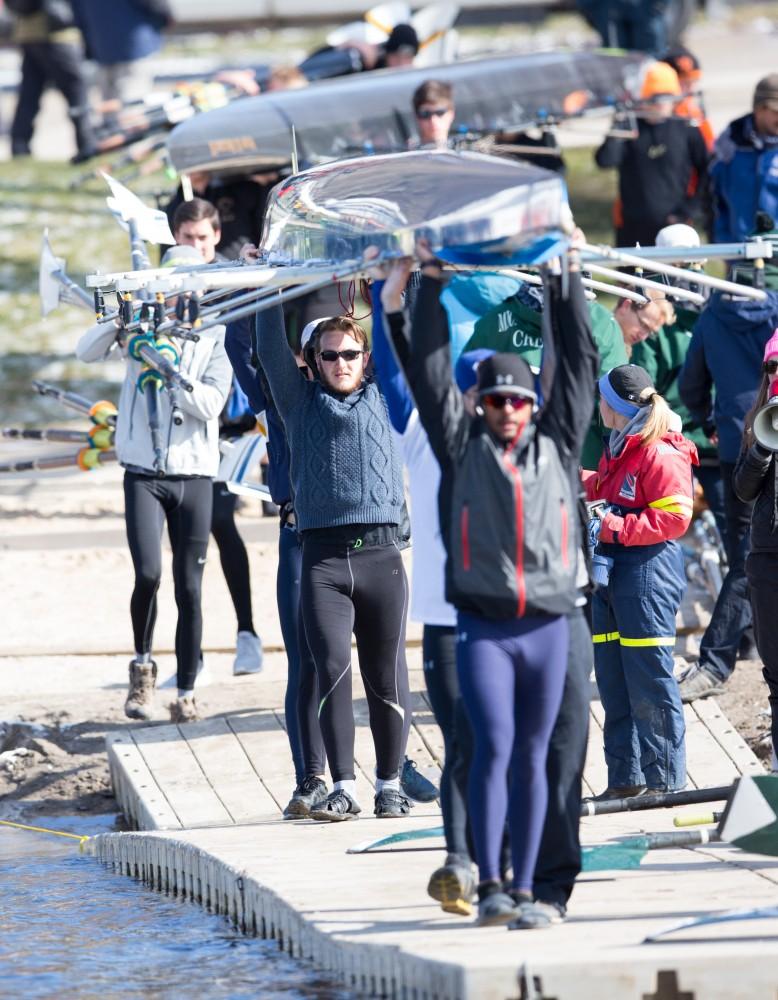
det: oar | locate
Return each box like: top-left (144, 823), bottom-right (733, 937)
top-left (582, 829), bottom-right (720, 872)
top-left (32, 381), bottom-right (118, 427)
top-left (0, 448), bottom-right (117, 474)
top-left (347, 825), bottom-right (444, 855)
top-left (2, 427), bottom-right (92, 444)
top-left (581, 784), bottom-right (732, 816)
top-left (581, 241), bottom-right (768, 301)
top-left (645, 905), bottom-right (778, 943)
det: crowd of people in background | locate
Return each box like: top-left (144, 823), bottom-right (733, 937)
top-left (7, 0), bottom-right (778, 930)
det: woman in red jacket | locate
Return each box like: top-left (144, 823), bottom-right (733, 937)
top-left (584, 364), bottom-right (698, 797)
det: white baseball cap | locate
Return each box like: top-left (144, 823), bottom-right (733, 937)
top-left (300, 316), bottom-right (334, 350)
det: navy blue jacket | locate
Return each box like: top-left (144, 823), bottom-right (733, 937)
top-left (711, 114), bottom-right (778, 243)
top-left (224, 314), bottom-right (291, 506)
top-left (678, 291), bottom-right (778, 464)
top-left (72, 0), bottom-right (168, 65)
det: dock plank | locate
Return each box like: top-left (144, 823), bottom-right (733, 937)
top-left (105, 730), bottom-right (182, 831)
top-left (181, 716), bottom-right (279, 822)
top-left (226, 710), bottom-right (297, 814)
top-left (693, 697), bottom-right (765, 777)
top-left (132, 724), bottom-right (233, 828)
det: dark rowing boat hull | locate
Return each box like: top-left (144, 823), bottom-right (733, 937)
top-left (167, 49), bottom-right (649, 174)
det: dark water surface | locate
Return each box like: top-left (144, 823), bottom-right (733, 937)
top-left (0, 814), bottom-right (354, 1000)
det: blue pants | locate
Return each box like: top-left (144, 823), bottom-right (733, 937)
top-left (593, 541), bottom-right (686, 791)
top-left (457, 612), bottom-right (568, 892)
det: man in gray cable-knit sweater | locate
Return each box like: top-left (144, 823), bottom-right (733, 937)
top-left (257, 304), bottom-right (413, 822)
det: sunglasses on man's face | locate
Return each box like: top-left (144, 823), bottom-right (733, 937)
top-left (318, 349), bottom-right (365, 363)
top-left (481, 393), bottom-right (532, 411)
top-left (630, 300), bottom-right (661, 337)
top-left (416, 107), bottom-right (451, 120)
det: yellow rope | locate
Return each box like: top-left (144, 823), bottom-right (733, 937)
top-left (0, 818), bottom-right (89, 847)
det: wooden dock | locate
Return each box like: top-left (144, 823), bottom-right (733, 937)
top-left (91, 676), bottom-right (778, 1000)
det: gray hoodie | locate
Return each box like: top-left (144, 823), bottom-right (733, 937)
top-left (76, 319), bottom-right (231, 477)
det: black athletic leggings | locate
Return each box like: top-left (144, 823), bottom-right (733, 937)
top-left (124, 472), bottom-right (213, 692)
top-left (300, 537), bottom-right (411, 783)
top-left (211, 483), bottom-right (254, 634)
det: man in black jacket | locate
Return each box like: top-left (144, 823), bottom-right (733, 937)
top-left (383, 238), bottom-right (599, 929)
top-left (596, 61), bottom-right (709, 247)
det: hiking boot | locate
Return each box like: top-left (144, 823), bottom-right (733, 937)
top-left (233, 631), bottom-right (263, 675)
top-left (476, 881), bottom-right (521, 927)
top-left (124, 660), bottom-right (157, 721)
top-left (169, 696), bottom-right (199, 724)
top-left (509, 899), bottom-right (566, 931)
top-left (374, 786), bottom-right (412, 818)
top-left (310, 789), bottom-right (361, 822)
top-left (283, 776), bottom-right (328, 819)
top-left (427, 856), bottom-right (477, 916)
top-left (400, 757), bottom-right (439, 802)
top-left (678, 665), bottom-right (724, 703)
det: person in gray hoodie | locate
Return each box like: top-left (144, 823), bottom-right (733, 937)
top-left (76, 269), bottom-right (231, 724)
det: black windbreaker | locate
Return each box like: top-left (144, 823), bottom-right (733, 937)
top-left (596, 117), bottom-right (710, 246)
top-left (734, 441), bottom-right (778, 554)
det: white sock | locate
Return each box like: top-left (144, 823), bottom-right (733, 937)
top-left (177, 688), bottom-right (194, 700)
top-left (376, 776), bottom-right (400, 793)
top-left (134, 651), bottom-right (151, 664)
top-left (334, 779), bottom-right (357, 799)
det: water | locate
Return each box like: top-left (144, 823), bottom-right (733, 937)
top-left (0, 815), bottom-right (354, 1000)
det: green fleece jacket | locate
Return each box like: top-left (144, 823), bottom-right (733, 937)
top-left (464, 294), bottom-right (627, 468)
top-left (630, 306), bottom-right (717, 463)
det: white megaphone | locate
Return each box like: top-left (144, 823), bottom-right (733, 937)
top-left (753, 388), bottom-right (778, 451)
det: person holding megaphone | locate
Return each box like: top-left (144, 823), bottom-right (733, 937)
top-left (734, 331), bottom-right (778, 772)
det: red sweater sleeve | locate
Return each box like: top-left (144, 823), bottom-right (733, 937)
top-left (599, 443), bottom-right (694, 545)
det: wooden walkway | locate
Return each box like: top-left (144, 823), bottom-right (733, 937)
top-left (95, 682), bottom-right (778, 1000)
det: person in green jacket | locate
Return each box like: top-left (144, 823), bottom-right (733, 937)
top-left (462, 283), bottom-right (628, 469)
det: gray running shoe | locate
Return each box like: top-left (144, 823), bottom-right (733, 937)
top-left (284, 777), bottom-right (329, 818)
top-left (476, 884), bottom-right (522, 927)
top-left (509, 900), bottom-right (566, 931)
top-left (678, 665), bottom-right (724, 703)
top-left (124, 660), bottom-right (157, 721)
top-left (427, 857), bottom-right (477, 916)
top-left (310, 789), bottom-right (361, 822)
top-left (169, 696), bottom-right (199, 724)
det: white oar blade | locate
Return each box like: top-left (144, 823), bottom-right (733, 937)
top-left (101, 172), bottom-right (175, 245)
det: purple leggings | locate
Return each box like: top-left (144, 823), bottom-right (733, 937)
top-left (457, 611), bottom-right (568, 891)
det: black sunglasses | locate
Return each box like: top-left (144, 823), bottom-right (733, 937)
top-left (318, 349), bottom-right (365, 363)
top-left (416, 107), bottom-right (451, 120)
top-left (764, 360), bottom-right (778, 375)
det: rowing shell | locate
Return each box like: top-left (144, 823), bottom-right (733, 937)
top-left (261, 149), bottom-right (568, 266)
top-left (167, 49), bottom-right (649, 174)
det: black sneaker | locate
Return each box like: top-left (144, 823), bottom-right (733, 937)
top-left (310, 789), bottom-right (361, 822)
top-left (283, 776), bottom-right (328, 819)
top-left (374, 786), bottom-right (412, 818)
top-left (400, 757), bottom-right (439, 802)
